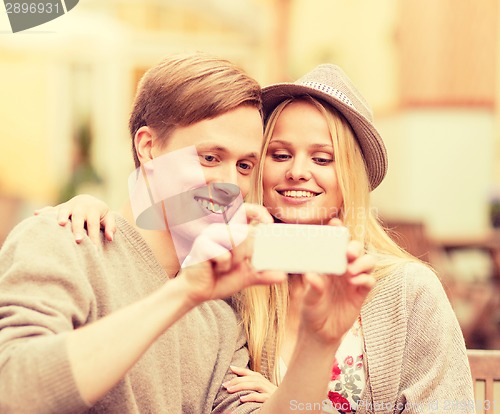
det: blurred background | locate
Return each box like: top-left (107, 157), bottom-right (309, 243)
top-left (0, 0), bottom-right (499, 350)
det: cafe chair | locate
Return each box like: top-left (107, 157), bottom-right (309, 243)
top-left (467, 349), bottom-right (500, 414)
top-left (381, 218), bottom-right (433, 263)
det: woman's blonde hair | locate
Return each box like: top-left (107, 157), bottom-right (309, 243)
top-left (237, 96), bottom-right (417, 383)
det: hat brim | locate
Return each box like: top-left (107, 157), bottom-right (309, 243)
top-left (262, 83), bottom-right (387, 190)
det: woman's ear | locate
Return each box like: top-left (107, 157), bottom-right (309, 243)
top-left (134, 126), bottom-right (156, 165)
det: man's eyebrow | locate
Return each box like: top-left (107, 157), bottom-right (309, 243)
top-left (196, 143), bottom-right (259, 160)
top-left (245, 152), bottom-right (259, 160)
top-left (196, 143), bottom-right (227, 153)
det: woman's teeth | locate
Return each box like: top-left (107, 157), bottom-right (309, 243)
top-left (196, 198), bottom-right (226, 214)
top-left (281, 190), bottom-right (316, 198)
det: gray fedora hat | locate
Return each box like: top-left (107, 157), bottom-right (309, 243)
top-left (262, 64), bottom-right (388, 190)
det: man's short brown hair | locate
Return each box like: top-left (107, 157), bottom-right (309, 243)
top-left (129, 52), bottom-right (263, 167)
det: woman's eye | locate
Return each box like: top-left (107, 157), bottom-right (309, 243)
top-left (271, 153), bottom-right (291, 161)
top-left (313, 157), bottom-right (333, 165)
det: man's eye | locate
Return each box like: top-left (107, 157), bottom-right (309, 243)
top-left (238, 161), bottom-right (254, 173)
top-left (200, 154), bottom-right (219, 164)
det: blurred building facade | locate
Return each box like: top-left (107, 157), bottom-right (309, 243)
top-left (1, 0), bottom-right (498, 237)
top-left (0, 0), bottom-right (499, 348)
top-left (0, 0), bottom-right (278, 210)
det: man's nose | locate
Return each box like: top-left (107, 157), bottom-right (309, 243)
top-left (209, 182), bottom-right (241, 204)
top-left (209, 165), bottom-right (239, 188)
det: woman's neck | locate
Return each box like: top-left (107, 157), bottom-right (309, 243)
top-left (281, 274), bottom-right (308, 366)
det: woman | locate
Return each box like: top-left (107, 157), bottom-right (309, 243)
top-left (43, 64), bottom-right (474, 413)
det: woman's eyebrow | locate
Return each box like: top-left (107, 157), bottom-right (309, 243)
top-left (269, 140), bottom-right (333, 150)
top-left (309, 143), bottom-right (334, 150)
top-left (268, 139), bottom-right (290, 146)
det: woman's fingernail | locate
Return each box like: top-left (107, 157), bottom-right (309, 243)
top-left (75, 233), bottom-right (83, 242)
top-left (222, 382), bottom-right (229, 388)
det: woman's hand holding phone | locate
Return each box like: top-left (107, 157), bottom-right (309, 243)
top-left (299, 218), bottom-right (376, 345)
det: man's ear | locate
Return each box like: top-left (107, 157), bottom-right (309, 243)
top-left (134, 126), bottom-right (156, 165)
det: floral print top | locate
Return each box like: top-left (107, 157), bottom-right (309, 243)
top-left (280, 316), bottom-right (365, 414)
top-left (322, 316), bottom-right (365, 413)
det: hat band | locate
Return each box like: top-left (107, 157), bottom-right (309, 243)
top-left (300, 81), bottom-right (356, 110)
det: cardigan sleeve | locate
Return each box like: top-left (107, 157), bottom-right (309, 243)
top-left (211, 313), bottom-right (262, 414)
top-left (0, 215), bottom-right (94, 414)
top-left (395, 263), bottom-right (475, 413)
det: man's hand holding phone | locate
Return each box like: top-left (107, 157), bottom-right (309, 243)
top-left (177, 204), bottom-right (287, 306)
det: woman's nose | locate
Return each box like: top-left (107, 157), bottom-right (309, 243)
top-left (285, 158), bottom-right (311, 181)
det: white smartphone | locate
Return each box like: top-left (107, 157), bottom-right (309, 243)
top-left (251, 223), bottom-right (350, 274)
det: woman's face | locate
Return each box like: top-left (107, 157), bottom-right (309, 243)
top-left (262, 100), bottom-right (343, 224)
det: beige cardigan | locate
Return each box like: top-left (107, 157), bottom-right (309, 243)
top-left (258, 262), bottom-right (475, 413)
top-left (357, 262), bottom-right (475, 413)
top-left (0, 213), bottom-right (474, 413)
top-left (0, 214), bottom-right (262, 414)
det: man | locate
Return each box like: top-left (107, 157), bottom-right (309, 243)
top-left (0, 53), bottom-right (372, 413)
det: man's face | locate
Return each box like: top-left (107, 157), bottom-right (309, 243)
top-left (154, 105), bottom-right (262, 200)
top-left (131, 105), bottom-right (263, 264)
